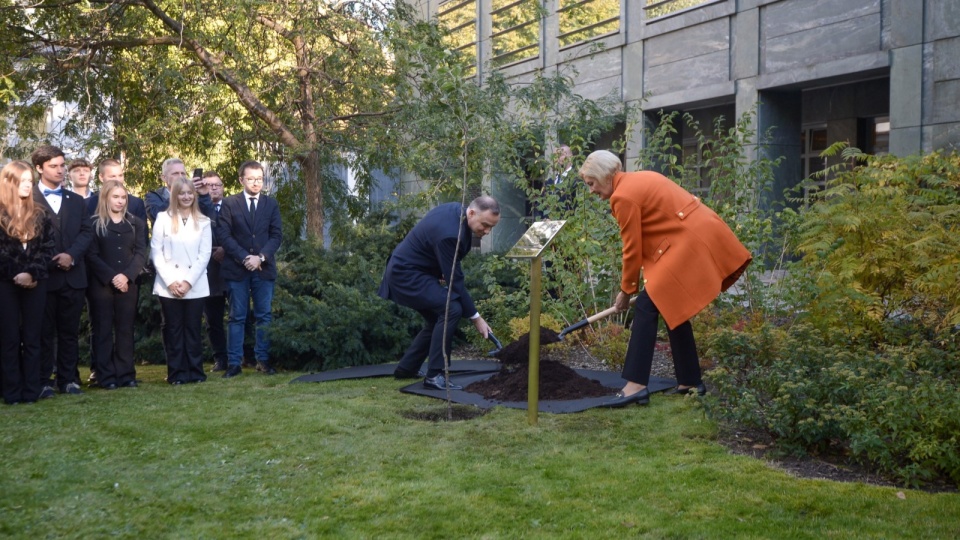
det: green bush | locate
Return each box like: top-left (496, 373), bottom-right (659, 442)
top-left (701, 149), bottom-right (960, 487)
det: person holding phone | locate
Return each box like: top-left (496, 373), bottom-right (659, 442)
top-left (145, 158), bottom-right (212, 228)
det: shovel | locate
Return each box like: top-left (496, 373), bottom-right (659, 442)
top-left (557, 296), bottom-right (638, 339)
top-left (486, 331), bottom-right (504, 356)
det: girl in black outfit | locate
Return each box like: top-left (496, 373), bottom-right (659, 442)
top-left (85, 180), bottom-right (148, 389)
top-left (0, 161), bottom-right (55, 404)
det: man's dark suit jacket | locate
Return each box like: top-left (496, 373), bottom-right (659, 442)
top-left (377, 202), bottom-right (477, 316)
top-left (217, 192), bottom-right (283, 281)
top-left (33, 187), bottom-right (94, 291)
top-left (202, 199), bottom-right (225, 295)
top-left (86, 192), bottom-right (148, 222)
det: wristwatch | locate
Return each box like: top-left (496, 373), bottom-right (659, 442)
top-left (259, 254), bottom-right (266, 263)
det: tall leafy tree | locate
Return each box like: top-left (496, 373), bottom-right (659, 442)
top-left (2, 0), bottom-right (408, 238)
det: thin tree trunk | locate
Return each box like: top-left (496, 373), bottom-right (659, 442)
top-left (301, 149), bottom-right (324, 239)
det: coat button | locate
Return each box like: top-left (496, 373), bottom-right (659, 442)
top-left (658, 249), bottom-right (663, 254)
top-left (643, 279), bottom-right (648, 284)
top-left (678, 212), bottom-right (684, 217)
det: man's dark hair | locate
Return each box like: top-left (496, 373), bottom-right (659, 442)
top-left (68, 158), bottom-right (92, 171)
top-left (97, 158), bottom-right (122, 175)
top-left (469, 195), bottom-right (500, 216)
top-left (31, 145), bottom-right (65, 168)
top-left (202, 171), bottom-right (221, 180)
top-left (238, 160), bottom-right (263, 180)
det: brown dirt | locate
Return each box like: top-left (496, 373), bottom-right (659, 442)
top-left (465, 359), bottom-right (611, 401)
top-left (492, 328), bottom-right (562, 364)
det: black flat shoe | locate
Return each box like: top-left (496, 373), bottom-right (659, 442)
top-left (598, 388), bottom-right (650, 408)
top-left (120, 381), bottom-right (138, 388)
top-left (665, 383), bottom-right (707, 396)
top-left (102, 383), bottom-right (119, 390)
top-left (394, 367), bottom-right (425, 380)
top-left (423, 374), bottom-right (463, 391)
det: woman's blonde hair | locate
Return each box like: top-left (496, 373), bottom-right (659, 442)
top-left (578, 150), bottom-right (623, 188)
top-left (0, 160), bottom-right (44, 242)
top-left (166, 178), bottom-right (206, 233)
top-left (94, 180), bottom-right (131, 236)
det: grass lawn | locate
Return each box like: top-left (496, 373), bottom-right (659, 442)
top-left (1, 364), bottom-right (957, 539)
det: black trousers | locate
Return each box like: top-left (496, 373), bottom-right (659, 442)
top-left (0, 280), bottom-right (47, 403)
top-left (203, 294), bottom-right (227, 364)
top-left (88, 282), bottom-right (139, 386)
top-left (622, 289), bottom-right (702, 387)
top-left (41, 285), bottom-right (85, 390)
top-left (397, 301), bottom-right (463, 378)
top-left (159, 297), bottom-right (207, 384)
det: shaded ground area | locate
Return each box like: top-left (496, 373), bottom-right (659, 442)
top-left (466, 360), bottom-right (611, 401)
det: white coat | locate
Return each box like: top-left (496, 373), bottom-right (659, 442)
top-left (151, 211), bottom-right (212, 299)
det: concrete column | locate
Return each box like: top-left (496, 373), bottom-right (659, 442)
top-left (757, 90), bottom-right (802, 212)
top-left (888, 44), bottom-right (924, 155)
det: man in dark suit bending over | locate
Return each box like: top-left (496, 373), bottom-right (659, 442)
top-left (378, 196), bottom-right (499, 391)
top-left (217, 161), bottom-right (283, 378)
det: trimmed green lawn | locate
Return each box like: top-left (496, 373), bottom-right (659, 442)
top-left (1, 365), bottom-right (957, 539)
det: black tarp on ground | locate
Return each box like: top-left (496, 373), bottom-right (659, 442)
top-left (289, 360), bottom-right (500, 383)
top-left (399, 370), bottom-right (677, 413)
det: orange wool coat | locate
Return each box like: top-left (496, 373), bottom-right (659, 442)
top-left (610, 171), bottom-right (752, 329)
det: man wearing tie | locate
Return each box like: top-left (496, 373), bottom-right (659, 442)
top-left (217, 161), bottom-right (283, 378)
top-left (201, 171), bottom-right (228, 372)
top-left (31, 145), bottom-right (94, 397)
top-left (86, 159), bottom-right (147, 221)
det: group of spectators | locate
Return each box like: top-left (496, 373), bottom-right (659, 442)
top-left (0, 145), bottom-right (283, 405)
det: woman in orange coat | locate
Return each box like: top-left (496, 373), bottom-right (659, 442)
top-left (579, 150), bottom-right (752, 407)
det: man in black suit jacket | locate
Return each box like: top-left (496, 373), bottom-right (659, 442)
top-left (217, 161), bottom-right (283, 378)
top-left (31, 145), bottom-right (94, 397)
top-left (86, 159), bottom-right (147, 221)
top-left (377, 196), bottom-right (499, 391)
top-left (201, 171), bottom-right (228, 372)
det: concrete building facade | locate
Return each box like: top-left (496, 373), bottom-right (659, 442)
top-left (414, 0), bottom-right (960, 250)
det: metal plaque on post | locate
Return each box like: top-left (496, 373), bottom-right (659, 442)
top-left (505, 220), bottom-right (567, 259)
top-left (505, 220), bottom-right (566, 424)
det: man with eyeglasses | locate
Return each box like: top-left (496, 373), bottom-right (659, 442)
top-left (216, 161), bottom-right (283, 378)
top-left (201, 171), bottom-right (229, 372)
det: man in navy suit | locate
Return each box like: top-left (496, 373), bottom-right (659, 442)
top-left (31, 145), bottom-right (94, 397)
top-left (377, 196), bottom-right (499, 391)
top-left (217, 161), bottom-right (283, 378)
top-left (86, 159), bottom-right (147, 221)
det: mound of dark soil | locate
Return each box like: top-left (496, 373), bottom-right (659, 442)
top-left (466, 359), bottom-right (612, 401)
top-left (493, 328), bottom-right (562, 365)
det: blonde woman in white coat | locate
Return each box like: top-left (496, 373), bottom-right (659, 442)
top-left (151, 178), bottom-right (212, 385)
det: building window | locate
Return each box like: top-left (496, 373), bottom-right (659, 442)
top-left (681, 138), bottom-right (712, 197)
top-left (801, 125), bottom-right (828, 200)
top-left (558, 0), bottom-right (619, 48)
top-left (491, 0), bottom-right (541, 67)
top-left (862, 116), bottom-right (890, 155)
top-left (438, 0), bottom-right (478, 76)
top-left (644, 0), bottom-right (712, 20)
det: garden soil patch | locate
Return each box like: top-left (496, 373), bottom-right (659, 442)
top-left (466, 360), bottom-right (612, 401)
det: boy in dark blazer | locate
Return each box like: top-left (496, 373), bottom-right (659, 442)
top-left (216, 161), bottom-right (283, 378)
top-left (31, 145), bottom-right (94, 397)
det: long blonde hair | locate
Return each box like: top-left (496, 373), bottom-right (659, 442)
top-left (0, 160), bottom-right (44, 242)
top-left (166, 178), bottom-right (205, 234)
top-left (94, 180), bottom-right (131, 236)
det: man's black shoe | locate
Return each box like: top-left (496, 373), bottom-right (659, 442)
top-left (394, 367), bottom-right (425, 380)
top-left (222, 366), bottom-right (242, 378)
top-left (257, 361), bottom-right (277, 375)
top-left (423, 374), bottom-right (463, 391)
top-left (210, 361), bottom-right (227, 373)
